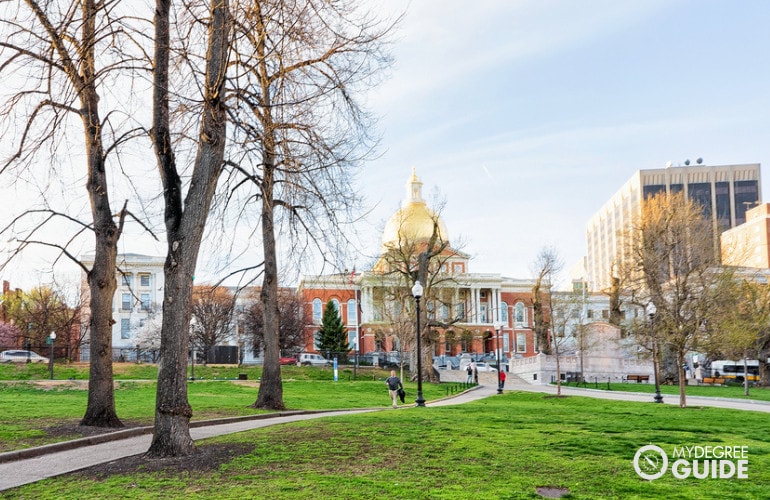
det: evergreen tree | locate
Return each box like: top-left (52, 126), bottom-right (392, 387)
top-left (317, 300), bottom-right (349, 361)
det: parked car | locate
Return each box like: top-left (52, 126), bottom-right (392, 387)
top-left (297, 353), bottom-right (330, 366)
top-left (474, 362), bottom-right (497, 372)
top-left (459, 360), bottom-right (498, 373)
top-left (279, 357), bottom-right (297, 365)
top-left (0, 350), bottom-right (49, 363)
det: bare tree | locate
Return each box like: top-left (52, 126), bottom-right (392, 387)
top-left (549, 288), bottom-right (586, 395)
top-left (619, 192), bottom-right (724, 408)
top-left (531, 247), bottom-right (563, 355)
top-left (145, 0), bottom-right (230, 458)
top-left (221, 0), bottom-right (397, 409)
top-left (0, 0), bottom-right (151, 428)
top-left (190, 285), bottom-right (235, 365)
top-left (245, 288), bottom-right (308, 358)
top-left (372, 192), bottom-right (468, 383)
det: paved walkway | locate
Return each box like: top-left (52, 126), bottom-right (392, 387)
top-left (1, 381), bottom-right (767, 491)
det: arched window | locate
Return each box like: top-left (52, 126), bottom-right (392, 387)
top-left (331, 298), bottom-right (340, 313)
top-left (347, 299), bottom-right (357, 325)
top-left (500, 302), bottom-right (508, 323)
top-left (515, 302), bottom-right (526, 326)
top-left (312, 298), bottom-right (322, 324)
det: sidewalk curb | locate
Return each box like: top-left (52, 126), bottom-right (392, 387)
top-left (0, 408), bottom-right (355, 465)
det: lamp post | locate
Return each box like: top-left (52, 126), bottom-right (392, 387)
top-left (495, 322), bottom-right (503, 394)
top-left (647, 303), bottom-right (663, 403)
top-left (411, 280), bottom-right (426, 407)
top-left (48, 332), bottom-right (56, 380)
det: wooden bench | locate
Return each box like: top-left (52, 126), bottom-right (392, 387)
top-left (626, 374), bottom-right (650, 383)
top-left (701, 377), bottom-right (726, 386)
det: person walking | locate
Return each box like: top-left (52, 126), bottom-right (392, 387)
top-left (466, 363), bottom-right (473, 383)
top-left (473, 362), bottom-right (479, 385)
top-left (499, 369), bottom-right (507, 390)
top-left (385, 370), bottom-right (403, 408)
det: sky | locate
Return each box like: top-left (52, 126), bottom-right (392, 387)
top-left (3, 0), bottom-right (770, 291)
top-left (352, 0), bottom-right (770, 287)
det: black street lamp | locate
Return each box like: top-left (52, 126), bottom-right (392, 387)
top-left (647, 303), bottom-right (663, 404)
top-left (411, 280), bottom-right (426, 407)
top-left (495, 323), bottom-right (503, 394)
top-left (48, 332), bottom-right (56, 380)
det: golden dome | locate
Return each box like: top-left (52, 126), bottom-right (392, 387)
top-left (381, 168), bottom-right (448, 249)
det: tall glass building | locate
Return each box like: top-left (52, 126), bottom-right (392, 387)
top-left (586, 161), bottom-right (761, 292)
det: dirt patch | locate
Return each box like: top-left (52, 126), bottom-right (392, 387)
top-left (73, 442), bottom-right (253, 479)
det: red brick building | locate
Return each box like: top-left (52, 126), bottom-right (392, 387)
top-left (297, 169), bottom-right (540, 362)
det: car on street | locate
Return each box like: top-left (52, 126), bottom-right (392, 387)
top-left (297, 353), bottom-right (330, 366)
top-left (279, 356), bottom-right (297, 365)
top-left (474, 362), bottom-right (497, 372)
top-left (0, 350), bottom-right (49, 363)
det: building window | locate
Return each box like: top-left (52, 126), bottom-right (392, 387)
top-left (121, 293), bottom-right (131, 311)
top-left (480, 304), bottom-right (487, 323)
top-left (140, 293), bottom-right (151, 311)
top-left (515, 303), bottom-right (526, 326)
top-left (121, 319), bottom-right (131, 339)
top-left (140, 274), bottom-right (151, 287)
top-left (516, 333), bottom-right (526, 353)
top-left (347, 299), bottom-right (357, 325)
top-left (503, 334), bottom-right (510, 352)
top-left (331, 299), bottom-right (340, 313)
top-left (312, 299), bottom-right (322, 324)
top-left (501, 302), bottom-right (508, 323)
top-left (452, 262), bottom-right (464, 274)
top-left (440, 303), bottom-right (449, 321)
top-left (456, 303), bottom-right (465, 320)
top-left (122, 274), bottom-right (132, 287)
top-left (313, 331), bottom-right (321, 350)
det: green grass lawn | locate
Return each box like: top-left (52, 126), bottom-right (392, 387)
top-left (6, 391), bottom-right (769, 499)
top-left (0, 366), bottom-right (452, 452)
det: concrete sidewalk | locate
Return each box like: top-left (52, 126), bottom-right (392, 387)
top-left (511, 383), bottom-right (770, 413)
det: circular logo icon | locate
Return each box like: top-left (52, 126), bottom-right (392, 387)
top-left (633, 445), bottom-right (668, 480)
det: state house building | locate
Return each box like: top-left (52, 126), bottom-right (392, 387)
top-left (297, 169), bottom-right (542, 361)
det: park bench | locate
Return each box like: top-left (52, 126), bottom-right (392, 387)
top-left (626, 374), bottom-right (650, 383)
top-left (701, 377), bottom-right (726, 386)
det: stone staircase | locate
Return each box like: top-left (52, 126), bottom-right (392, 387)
top-left (437, 368), bottom-right (529, 386)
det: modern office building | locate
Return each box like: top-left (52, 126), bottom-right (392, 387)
top-left (586, 161), bottom-right (761, 292)
top-left (721, 202), bottom-right (770, 269)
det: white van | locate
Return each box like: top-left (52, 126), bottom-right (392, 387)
top-left (298, 353), bottom-right (330, 366)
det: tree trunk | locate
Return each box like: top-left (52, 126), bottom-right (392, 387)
top-left (743, 357), bottom-right (750, 397)
top-left (146, 0), bottom-right (229, 458)
top-left (78, 22), bottom-right (122, 427)
top-left (677, 349), bottom-right (687, 408)
top-left (253, 159), bottom-right (284, 410)
top-left (146, 257), bottom-right (195, 457)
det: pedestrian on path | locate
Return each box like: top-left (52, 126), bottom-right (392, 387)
top-left (499, 370), bottom-right (506, 390)
top-left (386, 370), bottom-right (403, 408)
top-left (466, 364), bottom-right (473, 383)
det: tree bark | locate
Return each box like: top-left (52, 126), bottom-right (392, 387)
top-left (253, 165), bottom-right (284, 409)
top-left (146, 0), bottom-right (229, 458)
top-left (77, 0), bottom-right (122, 428)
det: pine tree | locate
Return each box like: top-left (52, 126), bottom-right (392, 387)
top-left (317, 300), bottom-right (349, 361)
